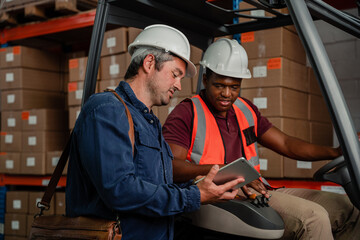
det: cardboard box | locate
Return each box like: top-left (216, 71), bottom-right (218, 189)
top-left (241, 87), bottom-right (308, 120)
top-left (1, 111), bottom-right (22, 131)
top-left (1, 89), bottom-right (65, 111)
top-left (69, 106), bottom-right (81, 130)
top-left (101, 27), bottom-right (128, 56)
top-left (157, 96), bottom-right (190, 125)
top-left (0, 46), bottom-right (60, 71)
top-left (68, 81), bottom-right (84, 106)
top-left (0, 152), bottom-right (21, 174)
top-left (128, 27), bottom-right (142, 46)
top-left (55, 192), bottom-right (66, 215)
top-left (258, 147), bottom-right (283, 178)
top-left (190, 45), bottom-right (203, 65)
top-left (22, 131), bottom-right (68, 153)
top-left (6, 191), bottom-right (29, 214)
top-left (68, 56), bottom-right (100, 82)
top-left (21, 109), bottom-right (68, 131)
top-left (310, 122), bottom-right (333, 146)
top-left (0, 68), bottom-right (63, 92)
top-left (28, 192), bottom-right (55, 215)
top-left (268, 117), bottom-right (310, 142)
top-left (241, 27), bottom-right (306, 65)
top-left (238, 2), bottom-right (296, 33)
top-left (98, 79), bottom-right (122, 92)
top-left (20, 152), bottom-right (46, 175)
top-left (284, 157), bottom-right (329, 179)
top-left (173, 77), bottom-right (192, 97)
top-left (242, 57), bottom-right (308, 92)
top-left (308, 94), bottom-right (331, 123)
top-left (100, 53), bottom-right (130, 80)
top-left (46, 151), bottom-right (68, 175)
top-left (0, 131), bottom-right (22, 152)
top-left (308, 67), bottom-right (322, 96)
top-left (5, 213), bottom-right (27, 237)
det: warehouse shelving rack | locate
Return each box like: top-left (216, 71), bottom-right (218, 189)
top-left (0, 0), bottom-right (359, 201)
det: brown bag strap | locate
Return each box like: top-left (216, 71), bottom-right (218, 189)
top-left (39, 90), bottom-right (135, 212)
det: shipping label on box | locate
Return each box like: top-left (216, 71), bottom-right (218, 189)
top-left (101, 27), bottom-right (128, 57)
top-left (6, 191), bottom-right (29, 214)
top-left (20, 153), bottom-right (46, 175)
top-left (0, 131), bottom-right (22, 152)
top-left (0, 152), bottom-right (21, 174)
top-left (5, 213), bottom-right (27, 237)
top-left (1, 111), bottom-right (22, 131)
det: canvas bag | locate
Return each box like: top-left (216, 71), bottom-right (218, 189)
top-left (29, 90), bottom-right (134, 240)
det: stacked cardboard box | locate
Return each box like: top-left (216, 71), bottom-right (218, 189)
top-left (5, 190), bottom-right (65, 239)
top-left (0, 46), bottom-right (68, 175)
top-left (237, 22), bottom-right (333, 178)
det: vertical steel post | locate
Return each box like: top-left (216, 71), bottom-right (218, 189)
top-left (285, 0), bottom-right (360, 190)
top-left (82, 0), bottom-right (109, 106)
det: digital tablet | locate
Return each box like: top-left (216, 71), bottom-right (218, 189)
top-left (194, 157), bottom-right (261, 189)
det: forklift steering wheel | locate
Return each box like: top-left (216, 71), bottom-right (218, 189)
top-left (314, 156), bottom-right (360, 210)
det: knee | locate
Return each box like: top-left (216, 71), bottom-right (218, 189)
top-left (304, 204), bottom-right (330, 225)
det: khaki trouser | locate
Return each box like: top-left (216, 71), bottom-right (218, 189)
top-left (269, 188), bottom-right (360, 240)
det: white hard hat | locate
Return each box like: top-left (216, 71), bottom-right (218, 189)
top-left (200, 38), bottom-right (251, 79)
top-left (128, 24), bottom-right (196, 78)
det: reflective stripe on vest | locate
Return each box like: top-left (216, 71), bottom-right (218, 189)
top-left (187, 95), bottom-right (261, 173)
top-left (187, 96), bottom-right (225, 165)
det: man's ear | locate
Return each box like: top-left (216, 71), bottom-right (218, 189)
top-left (143, 54), bottom-right (155, 74)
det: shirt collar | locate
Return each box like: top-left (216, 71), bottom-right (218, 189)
top-left (199, 89), bottom-right (235, 120)
top-left (116, 81), bottom-right (150, 114)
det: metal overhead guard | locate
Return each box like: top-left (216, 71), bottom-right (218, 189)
top-left (82, 0), bottom-right (360, 211)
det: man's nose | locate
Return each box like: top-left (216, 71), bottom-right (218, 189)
top-left (174, 78), bottom-right (182, 91)
top-left (222, 87), bottom-right (231, 97)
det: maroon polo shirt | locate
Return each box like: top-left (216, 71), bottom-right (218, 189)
top-left (162, 91), bottom-right (273, 164)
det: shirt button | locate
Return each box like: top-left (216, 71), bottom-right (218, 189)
top-left (144, 109), bottom-right (148, 113)
top-left (150, 120), bottom-right (154, 124)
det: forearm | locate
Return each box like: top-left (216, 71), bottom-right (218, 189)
top-left (283, 137), bottom-right (342, 161)
top-left (259, 127), bottom-right (342, 162)
top-left (172, 159), bottom-right (215, 183)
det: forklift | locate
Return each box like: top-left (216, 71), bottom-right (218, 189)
top-left (81, 0), bottom-right (360, 239)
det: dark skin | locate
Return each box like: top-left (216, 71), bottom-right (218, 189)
top-left (170, 71), bottom-right (344, 199)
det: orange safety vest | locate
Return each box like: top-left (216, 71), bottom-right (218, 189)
top-left (187, 95), bottom-right (261, 173)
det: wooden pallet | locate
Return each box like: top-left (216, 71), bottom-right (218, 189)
top-left (0, 0), bottom-right (97, 27)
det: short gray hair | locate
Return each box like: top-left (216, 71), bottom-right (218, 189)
top-left (124, 47), bottom-right (174, 80)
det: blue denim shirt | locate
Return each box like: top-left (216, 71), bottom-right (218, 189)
top-left (66, 81), bottom-right (200, 240)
